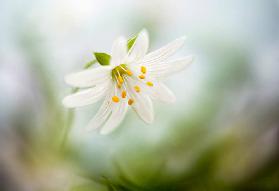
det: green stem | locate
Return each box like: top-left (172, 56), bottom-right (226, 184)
top-left (60, 97), bottom-right (75, 150)
top-left (60, 59), bottom-right (97, 150)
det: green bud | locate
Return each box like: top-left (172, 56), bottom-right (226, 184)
top-left (94, 52), bottom-right (111, 66)
top-left (127, 35), bottom-right (138, 51)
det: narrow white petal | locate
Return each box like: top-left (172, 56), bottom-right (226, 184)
top-left (126, 71), bottom-right (176, 104)
top-left (85, 96), bottom-right (112, 131)
top-left (150, 82), bottom-right (176, 103)
top-left (140, 36), bottom-right (186, 65)
top-left (126, 78), bottom-right (154, 123)
top-left (133, 95), bottom-right (154, 124)
top-left (111, 36), bottom-right (127, 66)
top-left (62, 84), bottom-right (109, 108)
top-left (128, 29), bottom-right (149, 62)
top-left (148, 56), bottom-right (194, 78)
top-left (100, 86), bottom-right (128, 134)
top-left (100, 101), bottom-right (128, 135)
top-left (65, 66), bottom-right (112, 88)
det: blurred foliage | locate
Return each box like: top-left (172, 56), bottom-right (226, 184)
top-left (1, 0), bottom-right (279, 191)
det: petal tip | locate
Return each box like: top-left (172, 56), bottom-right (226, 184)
top-left (188, 55), bottom-right (195, 63)
top-left (145, 118), bottom-right (154, 124)
top-left (119, 36), bottom-right (128, 43)
top-left (62, 97), bottom-right (74, 108)
top-left (178, 55), bottom-right (195, 70)
top-left (184, 55), bottom-right (195, 67)
top-left (100, 128), bottom-right (114, 135)
top-left (62, 97), bottom-right (69, 106)
top-left (140, 28), bottom-right (149, 36)
top-left (64, 74), bottom-right (73, 86)
top-left (143, 113), bottom-right (154, 124)
top-left (178, 36), bottom-right (187, 42)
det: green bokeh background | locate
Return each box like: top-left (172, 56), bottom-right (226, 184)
top-left (0, 0), bottom-right (279, 190)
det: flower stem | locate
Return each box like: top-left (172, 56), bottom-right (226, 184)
top-left (60, 59), bottom-right (97, 150)
top-left (60, 96), bottom-right (75, 150)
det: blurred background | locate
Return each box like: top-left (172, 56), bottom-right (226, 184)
top-left (1, 0), bottom-right (279, 190)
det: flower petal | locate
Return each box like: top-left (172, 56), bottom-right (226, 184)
top-left (100, 100), bottom-right (128, 134)
top-left (127, 71), bottom-right (176, 104)
top-left (100, 86), bottom-right (128, 134)
top-left (85, 96), bottom-right (113, 131)
top-left (126, 78), bottom-right (154, 123)
top-left (62, 84), bottom-right (109, 108)
top-left (140, 36), bottom-right (186, 65)
top-left (128, 29), bottom-right (149, 62)
top-left (150, 82), bottom-right (176, 103)
top-left (111, 36), bottom-right (127, 66)
top-left (65, 66), bottom-right (112, 88)
top-left (133, 95), bottom-right (154, 124)
top-left (148, 56), bottom-right (194, 78)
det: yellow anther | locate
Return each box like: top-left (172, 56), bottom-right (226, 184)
top-left (146, 81), bottom-right (154, 87)
top-left (134, 85), bottom-right (141, 93)
top-left (121, 91), bottom-right (127, 98)
top-left (118, 76), bottom-right (124, 84)
top-left (141, 66), bottom-right (147, 74)
top-left (126, 70), bottom-right (133, 76)
top-left (112, 96), bottom-right (120, 103)
top-left (117, 84), bottom-right (122, 88)
top-left (128, 99), bottom-right (134, 105)
top-left (138, 74), bottom-right (145, 79)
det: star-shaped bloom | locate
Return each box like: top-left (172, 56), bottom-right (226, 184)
top-left (63, 29), bottom-right (193, 134)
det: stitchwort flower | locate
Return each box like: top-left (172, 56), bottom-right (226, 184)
top-left (63, 29), bottom-right (194, 134)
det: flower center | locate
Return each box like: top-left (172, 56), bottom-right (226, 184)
top-left (111, 65), bottom-right (154, 106)
top-left (111, 64), bottom-right (133, 87)
top-left (111, 64), bottom-right (135, 105)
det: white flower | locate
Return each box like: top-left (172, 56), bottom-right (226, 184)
top-left (62, 29), bottom-right (193, 134)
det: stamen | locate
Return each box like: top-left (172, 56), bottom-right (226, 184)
top-left (126, 70), bottom-right (133, 76)
top-left (146, 81), bottom-right (154, 87)
top-left (118, 76), bottom-right (124, 84)
top-left (141, 66), bottom-right (147, 74)
top-left (128, 99), bottom-right (134, 105)
top-left (134, 85), bottom-right (141, 93)
top-left (113, 73), bottom-right (121, 88)
top-left (112, 96), bottom-right (120, 103)
top-left (120, 65), bottom-right (133, 76)
top-left (138, 74), bottom-right (145, 79)
top-left (121, 91), bottom-right (127, 98)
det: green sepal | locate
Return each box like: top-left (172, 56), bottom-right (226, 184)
top-left (94, 52), bottom-right (111, 66)
top-left (127, 35), bottom-right (138, 51)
